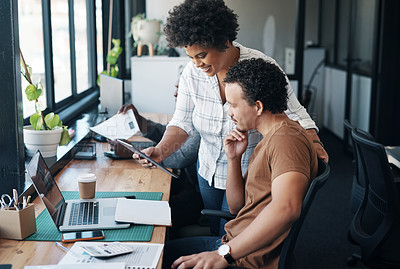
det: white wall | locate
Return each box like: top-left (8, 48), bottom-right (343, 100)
top-left (146, 0), bottom-right (299, 69)
top-left (323, 67), bottom-right (347, 138)
top-left (350, 75), bottom-right (371, 131)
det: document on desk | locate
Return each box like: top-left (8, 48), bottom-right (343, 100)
top-left (89, 109), bottom-right (140, 140)
top-left (24, 263), bottom-right (125, 269)
top-left (115, 198), bottom-right (172, 226)
top-left (58, 242), bottom-right (164, 269)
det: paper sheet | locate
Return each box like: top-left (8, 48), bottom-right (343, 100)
top-left (24, 263), bottom-right (125, 269)
top-left (89, 109), bottom-right (140, 140)
top-left (115, 198), bottom-right (172, 226)
top-left (58, 242), bottom-right (164, 269)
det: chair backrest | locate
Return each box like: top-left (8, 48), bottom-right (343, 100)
top-left (278, 159), bottom-right (330, 269)
top-left (343, 119), bottom-right (375, 213)
top-left (349, 128), bottom-right (400, 267)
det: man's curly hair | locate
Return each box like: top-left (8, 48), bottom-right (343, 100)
top-left (224, 58), bottom-right (288, 114)
top-left (164, 0), bottom-right (239, 51)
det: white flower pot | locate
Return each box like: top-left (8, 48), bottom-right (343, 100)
top-left (23, 126), bottom-right (63, 158)
top-left (131, 20), bottom-right (161, 44)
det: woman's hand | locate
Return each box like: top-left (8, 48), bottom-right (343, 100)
top-left (132, 146), bottom-right (162, 168)
top-left (224, 128), bottom-right (248, 160)
top-left (118, 104), bottom-right (138, 115)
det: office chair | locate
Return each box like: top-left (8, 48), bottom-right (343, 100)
top-left (347, 128), bottom-right (400, 268)
top-left (343, 119), bottom-right (375, 214)
top-left (202, 159), bottom-right (330, 269)
top-left (278, 159), bottom-right (330, 269)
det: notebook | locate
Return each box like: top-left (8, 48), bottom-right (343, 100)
top-left (27, 150), bottom-right (130, 232)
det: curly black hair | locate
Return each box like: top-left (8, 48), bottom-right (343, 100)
top-left (164, 0), bottom-right (239, 51)
top-left (224, 58), bottom-right (288, 114)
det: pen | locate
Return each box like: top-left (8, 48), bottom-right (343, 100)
top-left (26, 195), bottom-right (31, 204)
top-left (23, 196), bottom-right (27, 209)
top-left (9, 197), bottom-right (14, 208)
top-left (55, 241), bottom-right (70, 253)
top-left (13, 189), bottom-right (19, 211)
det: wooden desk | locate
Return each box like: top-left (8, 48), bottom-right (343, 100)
top-left (0, 125), bottom-right (172, 268)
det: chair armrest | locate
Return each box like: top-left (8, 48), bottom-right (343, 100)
top-left (201, 209), bottom-right (236, 221)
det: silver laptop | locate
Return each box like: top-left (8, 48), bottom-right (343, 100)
top-left (27, 150), bottom-right (130, 232)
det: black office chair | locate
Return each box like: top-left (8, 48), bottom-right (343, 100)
top-left (278, 159), bottom-right (330, 269)
top-left (347, 128), bottom-right (400, 268)
top-left (343, 119), bottom-right (375, 214)
top-left (202, 159), bottom-right (330, 269)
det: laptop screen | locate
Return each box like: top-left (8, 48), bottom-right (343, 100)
top-left (27, 151), bottom-right (65, 226)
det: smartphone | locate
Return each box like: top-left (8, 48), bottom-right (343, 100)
top-left (61, 230), bottom-right (105, 242)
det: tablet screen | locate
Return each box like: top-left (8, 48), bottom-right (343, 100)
top-left (116, 139), bottom-right (179, 179)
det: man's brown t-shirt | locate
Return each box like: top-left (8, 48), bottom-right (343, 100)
top-left (222, 120), bottom-right (318, 269)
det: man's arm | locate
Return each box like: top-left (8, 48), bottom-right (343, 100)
top-left (171, 171), bottom-right (310, 269)
top-left (224, 128), bottom-right (248, 214)
top-left (227, 171), bottom-right (310, 261)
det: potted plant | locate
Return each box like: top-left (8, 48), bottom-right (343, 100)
top-left (20, 52), bottom-right (70, 158)
top-left (97, 38), bottom-right (123, 86)
top-left (131, 13), bottom-right (163, 56)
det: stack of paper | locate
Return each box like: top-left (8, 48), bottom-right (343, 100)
top-left (89, 109), bottom-right (140, 140)
top-left (115, 198), bottom-right (172, 226)
top-left (57, 242), bottom-right (164, 269)
top-left (24, 263), bottom-right (125, 269)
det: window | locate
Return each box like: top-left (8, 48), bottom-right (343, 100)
top-left (320, 0), bottom-right (376, 75)
top-left (74, 0), bottom-right (90, 94)
top-left (51, 0), bottom-right (72, 103)
top-left (352, 0), bottom-right (376, 75)
top-left (96, 0), bottom-right (104, 76)
top-left (337, 0), bottom-right (350, 67)
top-left (18, 0), bottom-right (100, 122)
top-left (18, 0), bottom-right (46, 119)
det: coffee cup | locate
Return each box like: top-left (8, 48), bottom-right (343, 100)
top-left (78, 173), bottom-right (97, 199)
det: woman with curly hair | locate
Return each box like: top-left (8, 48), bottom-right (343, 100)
top-left (135, 0), bottom-right (328, 237)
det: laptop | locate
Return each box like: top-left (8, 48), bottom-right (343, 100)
top-left (27, 150), bottom-right (130, 232)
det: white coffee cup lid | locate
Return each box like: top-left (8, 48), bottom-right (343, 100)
top-left (78, 173), bottom-right (96, 182)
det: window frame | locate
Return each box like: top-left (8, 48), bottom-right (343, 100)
top-left (22, 0), bottom-right (100, 126)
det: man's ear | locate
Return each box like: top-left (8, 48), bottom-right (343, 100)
top-left (255, 100), bottom-right (263, 115)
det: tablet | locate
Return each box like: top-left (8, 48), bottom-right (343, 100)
top-left (116, 139), bottom-right (179, 179)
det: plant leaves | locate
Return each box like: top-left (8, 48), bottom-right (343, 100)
top-left (106, 54), bottom-right (118, 65)
top-left (111, 38), bottom-right (121, 48)
top-left (59, 126), bottom-right (71, 146)
top-left (110, 66), bottom-right (119, 78)
top-left (25, 84), bottom-right (42, 101)
top-left (106, 39), bottom-right (122, 65)
top-left (44, 112), bottom-right (62, 129)
top-left (30, 113), bottom-right (43, 130)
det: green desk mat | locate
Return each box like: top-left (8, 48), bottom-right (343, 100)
top-left (25, 191), bottom-right (163, 242)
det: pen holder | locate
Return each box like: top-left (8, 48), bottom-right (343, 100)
top-left (0, 203), bottom-right (36, 240)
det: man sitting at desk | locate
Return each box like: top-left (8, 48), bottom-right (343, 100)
top-left (163, 58), bottom-right (318, 269)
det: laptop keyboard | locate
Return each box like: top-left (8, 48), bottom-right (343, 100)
top-left (68, 201), bottom-right (99, 226)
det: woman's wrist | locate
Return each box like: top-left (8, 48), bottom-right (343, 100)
top-left (313, 140), bottom-right (324, 148)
